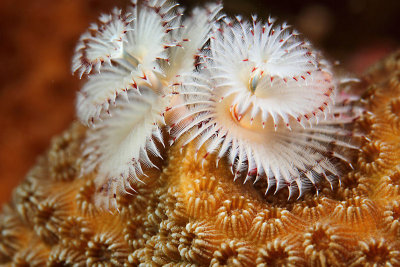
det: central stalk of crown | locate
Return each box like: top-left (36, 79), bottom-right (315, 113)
top-left (219, 94), bottom-right (289, 132)
top-left (142, 69), bottom-right (164, 93)
top-left (123, 52), bottom-right (165, 94)
top-left (249, 68), bottom-right (264, 94)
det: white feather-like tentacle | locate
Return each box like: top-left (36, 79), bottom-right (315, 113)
top-left (82, 88), bottom-right (167, 208)
top-left (170, 62), bottom-right (358, 197)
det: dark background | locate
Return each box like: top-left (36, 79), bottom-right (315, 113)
top-left (0, 0), bottom-right (399, 205)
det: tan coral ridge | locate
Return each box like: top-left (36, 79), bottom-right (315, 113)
top-left (2, 52), bottom-right (400, 266)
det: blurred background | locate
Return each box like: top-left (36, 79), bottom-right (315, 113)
top-left (0, 0), bottom-right (399, 206)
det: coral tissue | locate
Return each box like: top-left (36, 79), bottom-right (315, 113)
top-left (1, 0), bottom-right (400, 266)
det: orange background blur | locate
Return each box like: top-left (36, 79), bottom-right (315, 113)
top-left (0, 0), bottom-right (399, 206)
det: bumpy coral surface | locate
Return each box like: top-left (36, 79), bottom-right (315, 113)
top-left (1, 52), bottom-right (400, 266)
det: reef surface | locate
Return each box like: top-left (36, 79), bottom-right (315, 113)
top-left (1, 52), bottom-right (400, 266)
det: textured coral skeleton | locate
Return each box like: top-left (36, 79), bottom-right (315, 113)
top-left (71, 0), bottom-right (360, 208)
top-left (2, 0), bottom-right (400, 266)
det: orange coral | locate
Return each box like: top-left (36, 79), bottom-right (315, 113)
top-left (1, 51), bottom-right (400, 266)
